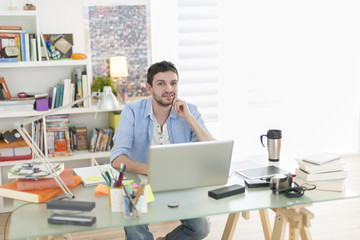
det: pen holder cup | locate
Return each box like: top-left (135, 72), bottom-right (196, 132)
top-left (108, 186), bottom-right (139, 218)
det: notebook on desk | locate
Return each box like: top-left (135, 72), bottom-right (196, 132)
top-left (234, 165), bottom-right (286, 180)
top-left (147, 140), bottom-right (234, 192)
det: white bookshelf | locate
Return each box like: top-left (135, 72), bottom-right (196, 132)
top-left (0, 10), bottom-right (120, 212)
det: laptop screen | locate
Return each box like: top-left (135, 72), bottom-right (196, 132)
top-left (147, 140), bottom-right (234, 192)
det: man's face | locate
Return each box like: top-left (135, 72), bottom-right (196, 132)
top-left (147, 71), bottom-right (178, 107)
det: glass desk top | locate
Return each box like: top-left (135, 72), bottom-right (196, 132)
top-left (9, 170), bottom-right (360, 240)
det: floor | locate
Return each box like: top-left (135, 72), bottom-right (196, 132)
top-left (1, 155), bottom-right (359, 239)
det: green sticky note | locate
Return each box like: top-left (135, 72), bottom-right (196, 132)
top-left (86, 176), bottom-right (102, 181)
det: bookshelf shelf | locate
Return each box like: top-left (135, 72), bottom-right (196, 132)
top-left (0, 10), bottom-right (38, 17)
top-left (0, 59), bottom-right (89, 68)
top-left (0, 151), bottom-right (110, 167)
top-left (0, 105), bottom-right (124, 118)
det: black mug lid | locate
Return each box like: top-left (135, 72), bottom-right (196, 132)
top-left (267, 129), bottom-right (282, 139)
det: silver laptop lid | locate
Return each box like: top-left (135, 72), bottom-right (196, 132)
top-left (148, 139), bottom-right (234, 192)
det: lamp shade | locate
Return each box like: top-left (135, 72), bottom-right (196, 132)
top-left (97, 86), bottom-right (120, 110)
top-left (109, 56), bottom-right (128, 78)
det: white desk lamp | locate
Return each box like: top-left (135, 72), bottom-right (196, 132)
top-left (16, 86), bottom-right (120, 199)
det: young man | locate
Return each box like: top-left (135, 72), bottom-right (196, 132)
top-left (111, 61), bottom-right (213, 240)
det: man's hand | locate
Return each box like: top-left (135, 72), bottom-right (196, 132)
top-left (173, 97), bottom-right (214, 142)
top-left (173, 97), bottom-right (192, 120)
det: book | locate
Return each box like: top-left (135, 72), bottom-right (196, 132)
top-left (0, 139), bottom-right (28, 149)
top-left (82, 73), bottom-right (89, 107)
top-left (0, 26), bottom-right (23, 31)
top-left (48, 86), bottom-right (57, 109)
top-left (24, 33), bottom-right (30, 61)
top-left (73, 165), bottom-right (119, 187)
top-left (19, 32), bottom-right (26, 61)
top-left (0, 152), bottom-right (32, 162)
top-left (295, 168), bottom-right (347, 181)
top-left (29, 33), bottom-right (37, 61)
top-left (60, 78), bottom-right (71, 106)
top-left (76, 127), bottom-right (88, 150)
top-left (75, 68), bottom-right (83, 107)
top-left (17, 167), bottom-right (76, 191)
top-left (0, 57), bottom-right (18, 63)
top-left (89, 128), bottom-right (99, 152)
top-left (0, 84), bottom-right (5, 100)
top-left (39, 33), bottom-right (50, 61)
top-left (302, 152), bottom-right (340, 165)
top-left (0, 175), bottom-right (81, 203)
top-left (295, 177), bottom-right (346, 192)
top-left (0, 146), bottom-right (31, 156)
top-left (0, 77), bottom-right (11, 99)
top-left (8, 163), bottom-right (65, 180)
top-left (0, 32), bottom-right (21, 61)
top-left (0, 102), bottom-right (34, 111)
top-left (298, 159), bottom-right (344, 174)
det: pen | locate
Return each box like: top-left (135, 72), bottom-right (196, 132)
top-left (117, 165), bottom-right (126, 187)
top-left (105, 165), bottom-right (115, 182)
top-left (121, 182), bottom-right (138, 211)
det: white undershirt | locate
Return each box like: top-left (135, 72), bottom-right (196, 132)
top-left (150, 108), bottom-right (170, 146)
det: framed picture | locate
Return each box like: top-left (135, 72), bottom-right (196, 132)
top-left (43, 34), bottom-right (74, 59)
top-left (83, 0), bottom-right (151, 100)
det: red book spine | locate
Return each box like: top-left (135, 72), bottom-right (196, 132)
top-left (0, 26), bottom-right (22, 31)
top-left (0, 32), bottom-right (20, 38)
top-left (0, 77), bottom-right (11, 100)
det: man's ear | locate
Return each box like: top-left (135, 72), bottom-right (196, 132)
top-left (146, 83), bottom-right (152, 94)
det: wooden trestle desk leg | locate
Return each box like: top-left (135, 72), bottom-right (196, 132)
top-left (222, 210), bottom-right (269, 240)
top-left (271, 205), bottom-right (314, 240)
top-left (222, 212), bottom-right (240, 240)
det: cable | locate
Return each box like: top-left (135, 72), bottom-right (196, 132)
top-left (284, 182), bottom-right (316, 198)
top-left (3, 202), bottom-right (46, 240)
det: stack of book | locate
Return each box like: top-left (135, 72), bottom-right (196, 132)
top-left (48, 69), bottom-right (89, 110)
top-left (46, 114), bottom-right (72, 157)
top-left (0, 129), bottom-right (32, 162)
top-left (89, 128), bottom-right (114, 152)
top-left (0, 26), bottom-right (38, 62)
top-left (295, 152), bottom-right (346, 192)
top-left (0, 167), bottom-right (81, 203)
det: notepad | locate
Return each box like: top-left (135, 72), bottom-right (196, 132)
top-left (235, 165), bottom-right (286, 179)
top-left (73, 165), bottom-right (119, 187)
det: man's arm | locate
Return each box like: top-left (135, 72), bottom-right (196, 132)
top-left (112, 155), bottom-right (148, 175)
top-left (173, 97), bottom-right (214, 141)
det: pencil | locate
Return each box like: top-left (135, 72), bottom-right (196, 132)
top-left (133, 183), bottom-right (144, 204)
top-left (91, 155), bottom-right (110, 186)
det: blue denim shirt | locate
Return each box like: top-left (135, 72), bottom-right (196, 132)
top-left (110, 97), bottom-right (210, 164)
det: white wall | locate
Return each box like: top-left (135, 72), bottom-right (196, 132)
top-left (218, 0), bottom-right (360, 160)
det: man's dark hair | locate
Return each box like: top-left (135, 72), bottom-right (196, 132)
top-left (147, 61), bottom-right (179, 86)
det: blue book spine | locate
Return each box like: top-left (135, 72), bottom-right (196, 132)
top-left (0, 57), bottom-right (18, 63)
top-left (59, 84), bottom-right (64, 107)
top-left (19, 32), bottom-right (26, 61)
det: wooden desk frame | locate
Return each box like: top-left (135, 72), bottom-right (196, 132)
top-left (222, 204), bottom-right (314, 240)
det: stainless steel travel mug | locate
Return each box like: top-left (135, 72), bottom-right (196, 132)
top-left (260, 129), bottom-right (282, 162)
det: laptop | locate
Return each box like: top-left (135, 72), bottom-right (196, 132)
top-left (147, 139), bottom-right (234, 192)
